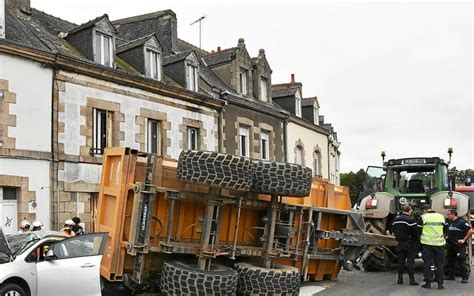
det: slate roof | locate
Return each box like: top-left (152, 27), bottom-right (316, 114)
top-left (116, 33), bottom-right (158, 53)
top-left (302, 97), bottom-right (319, 108)
top-left (163, 50), bottom-right (193, 65)
top-left (68, 14), bottom-right (115, 35)
top-left (177, 39), bottom-right (209, 57)
top-left (112, 10), bottom-right (175, 25)
top-left (203, 48), bottom-right (237, 67)
top-left (272, 88), bottom-right (297, 99)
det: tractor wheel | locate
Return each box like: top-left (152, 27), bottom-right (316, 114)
top-left (177, 150), bottom-right (252, 191)
top-left (160, 260), bottom-right (238, 296)
top-left (362, 218), bottom-right (394, 271)
top-left (251, 160), bottom-right (313, 197)
top-left (234, 263), bottom-right (300, 296)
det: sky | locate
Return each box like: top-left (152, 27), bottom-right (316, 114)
top-left (32, 0), bottom-right (473, 173)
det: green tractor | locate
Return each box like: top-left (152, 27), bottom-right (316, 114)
top-left (357, 149), bottom-right (471, 271)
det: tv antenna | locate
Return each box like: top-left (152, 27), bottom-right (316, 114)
top-left (190, 15), bottom-right (206, 48)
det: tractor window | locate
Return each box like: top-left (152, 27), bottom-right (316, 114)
top-left (440, 165), bottom-right (449, 190)
top-left (393, 169), bottom-right (435, 193)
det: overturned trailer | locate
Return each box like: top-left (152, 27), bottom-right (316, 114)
top-left (96, 147), bottom-right (396, 295)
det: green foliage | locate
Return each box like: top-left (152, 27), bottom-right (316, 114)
top-left (452, 168), bottom-right (474, 185)
top-left (340, 169), bottom-right (366, 205)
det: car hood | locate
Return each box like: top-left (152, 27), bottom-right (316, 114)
top-left (0, 227), bottom-right (12, 258)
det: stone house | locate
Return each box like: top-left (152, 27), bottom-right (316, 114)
top-left (0, 0), bottom-right (341, 233)
top-left (272, 75), bottom-right (341, 184)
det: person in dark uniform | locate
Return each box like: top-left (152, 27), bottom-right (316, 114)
top-left (445, 209), bottom-right (470, 283)
top-left (419, 204), bottom-right (448, 290)
top-left (392, 205), bottom-right (419, 285)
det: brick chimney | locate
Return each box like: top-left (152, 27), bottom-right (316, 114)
top-left (6, 0), bottom-right (30, 14)
top-left (291, 74), bottom-right (295, 84)
top-left (217, 46), bottom-right (221, 52)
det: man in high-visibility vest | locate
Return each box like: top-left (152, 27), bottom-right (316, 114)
top-left (419, 204), bottom-right (448, 290)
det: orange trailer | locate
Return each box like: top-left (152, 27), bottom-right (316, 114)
top-left (96, 147), bottom-right (396, 295)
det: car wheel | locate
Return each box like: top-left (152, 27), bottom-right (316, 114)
top-left (0, 283), bottom-right (27, 296)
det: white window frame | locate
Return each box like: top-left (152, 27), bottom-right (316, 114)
top-left (187, 64), bottom-right (199, 91)
top-left (95, 32), bottom-right (113, 67)
top-left (260, 132), bottom-right (270, 160)
top-left (146, 119), bottom-right (161, 155)
top-left (239, 126), bottom-right (250, 157)
top-left (314, 106), bottom-right (319, 125)
top-left (187, 127), bottom-right (199, 150)
top-left (260, 77), bottom-right (268, 102)
top-left (314, 151), bottom-right (321, 177)
top-left (146, 49), bottom-right (162, 80)
top-left (296, 146), bottom-right (303, 165)
top-left (93, 108), bottom-right (108, 155)
top-left (295, 98), bottom-right (302, 117)
top-left (239, 69), bottom-right (247, 95)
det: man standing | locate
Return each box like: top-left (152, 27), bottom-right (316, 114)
top-left (419, 204), bottom-right (448, 290)
top-left (445, 209), bottom-right (470, 283)
top-left (392, 205), bottom-right (419, 285)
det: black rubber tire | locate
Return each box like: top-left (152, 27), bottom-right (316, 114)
top-left (160, 260), bottom-right (238, 296)
top-left (177, 150), bottom-right (252, 191)
top-left (362, 218), bottom-right (393, 271)
top-left (234, 263), bottom-right (300, 296)
top-left (251, 160), bottom-right (312, 197)
top-left (0, 283), bottom-right (27, 296)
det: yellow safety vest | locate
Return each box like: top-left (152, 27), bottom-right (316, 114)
top-left (420, 212), bottom-right (446, 246)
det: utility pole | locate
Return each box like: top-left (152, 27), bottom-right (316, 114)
top-left (190, 15), bottom-right (206, 48)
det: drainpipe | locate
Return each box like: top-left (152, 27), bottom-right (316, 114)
top-left (50, 53), bottom-right (59, 230)
top-left (327, 135), bottom-right (331, 183)
top-left (217, 89), bottom-right (227, 153)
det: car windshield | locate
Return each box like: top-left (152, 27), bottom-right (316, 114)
top-left (6, 233), bottom-right (40, 255)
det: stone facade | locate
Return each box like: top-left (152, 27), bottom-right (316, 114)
top-left (0, 79), bottom-right (16, 149)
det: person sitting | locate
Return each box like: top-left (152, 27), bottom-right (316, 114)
top-left (60, 219), bottom-right (76, 237)
top-left (71, 217), bottom-right (85, 235)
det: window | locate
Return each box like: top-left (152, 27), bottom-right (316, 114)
top-left (260, 78), bottom-right (267, 101)
top-left (95, 32), bottom-right (113, 67)
top-left (2, 187), bottom-right (17, 200)
top-left (92, 109), bottom-right (108, 155)
top-left (146, 119), bottom-right (160, 154)
top-left (187, 127), bottom-right (199, 150)
top-left (314, 151), bottom-right (321, 177)
top-left (187, 64), bottom-right (198, 91)
top-left (239, 69), bottom-right (247, 95)
top-left (260, 132), bottom-right (270, 160)
top-left (146, 49), bottom-right (162, 80)
top-left (296, 146), bottom-right (303, 165)
top-left (239, 126), bottom-right (250, 157)
top-left (314, 107), bottom-right (319, 125)
top-left (295, 98), bottom-right (302, 117)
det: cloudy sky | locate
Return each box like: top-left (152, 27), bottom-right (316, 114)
top-left (32, 0), bottom-right (473, 173)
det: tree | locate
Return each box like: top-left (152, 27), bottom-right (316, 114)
top-left (340, 169), bottom-right (367, 205)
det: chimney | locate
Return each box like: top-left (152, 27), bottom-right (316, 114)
top-left (238, 38), bottom-right (245, 48)
top-left (157, 11), bottom-right (177, 55)
top-left (217, 46), bottom-right (221, 52)
top-left (0, 0), bottom-right (5, 39)
top-left (291, 74), bottom-right (295, 84)
top-left (6, 0), bottom-right (30, 14)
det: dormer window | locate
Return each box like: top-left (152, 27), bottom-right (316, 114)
top-left (295, 97), bottom-right (302, 117)
top-left (239, 69), bottom-right (248, 95)
top-left (260, 77), bottom-right (268, 102)
top-left (146, 49), bottom-right (162, 80)
top-left (95, 32), bottom-right (113, 67)
top-left (187, 63), bottom-right (199, 91)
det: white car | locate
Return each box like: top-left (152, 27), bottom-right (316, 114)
top-left (0, 227), bottom-right (107, 296)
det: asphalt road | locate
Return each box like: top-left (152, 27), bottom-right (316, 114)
top-left (301, 259), bottom-right (474, 296)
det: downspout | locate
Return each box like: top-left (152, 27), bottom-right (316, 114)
top-left (327, 135), bottom-right (331, 183)
top-left (217, 89), bottom-right (227, 153)
top-left (49, 52), bottom-right (59, 230)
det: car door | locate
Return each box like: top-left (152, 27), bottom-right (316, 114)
top-left (35, 233), bottom-right (107, 296)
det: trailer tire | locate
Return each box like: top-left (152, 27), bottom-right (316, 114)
top-left (251, 160), bottom-right (312, 197)
top-left (160, 260), bottom-right (238, 296)
top-left (234, 263), bottom-right (300, 296)
top-left (177, 150), bottom-right (252, 191)
top-left (362, 218), bottom-right (394, 271)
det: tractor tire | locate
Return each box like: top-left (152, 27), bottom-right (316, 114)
top-left (362, 218), bottom-right (394, 271)
top-left (251, 160), bottom-right (312, 197)
top-left (234, 263), bottom-right (300, 296)
top-left (160, 260), bottom-right (238, 296)
top-left (177, 150), bottom-right (252, 191)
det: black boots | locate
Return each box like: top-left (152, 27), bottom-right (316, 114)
top-left (409, 274), bottom-right (419, 286)
top-left (397, 274), bottom-right (403, 284)
top-left (421, 281), bottom-right (431, 289)
top-left (437, 283), bottom-right (444, 290)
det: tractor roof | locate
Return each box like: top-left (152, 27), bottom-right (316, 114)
top-left (385, 157), bottom-right (445, 169)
